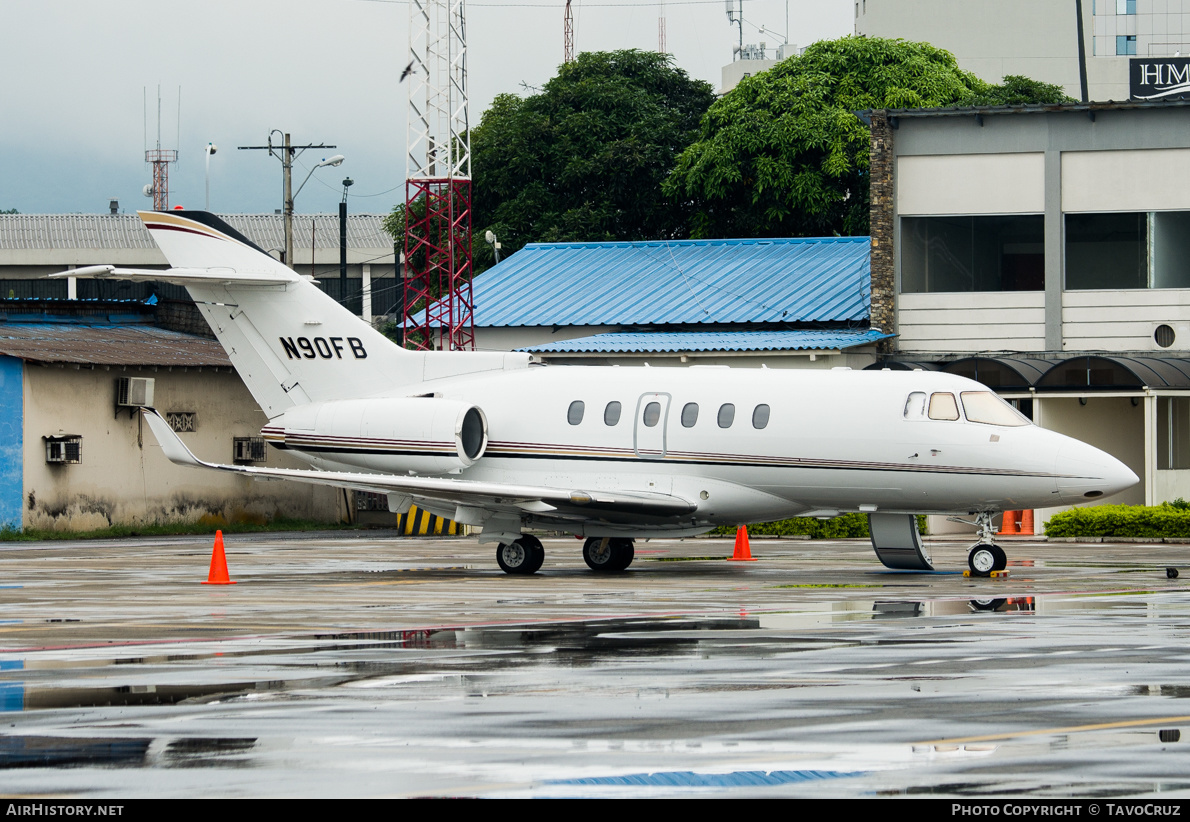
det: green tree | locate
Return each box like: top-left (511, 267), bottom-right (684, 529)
top-left (469, 49), bottom-right (715, 259)
top-left (1, 209), bottom-right (17, 214)
top-left (963, 74), bottom-right (1072, 106)
top-left (665, 36), bottom-right (1073, 239)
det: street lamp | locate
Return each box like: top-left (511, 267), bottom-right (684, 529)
top-left (204, 143), bottom-right (217, 211)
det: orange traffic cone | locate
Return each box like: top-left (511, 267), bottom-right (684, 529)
top-left (729, 525), bottom-right (756, 561)
top-left (998, 510), bottom-right (1020, 535)
top-left (202, 530), bottom-right (236, 585)
top-left (1019, 509), bottom-right (1034, 536)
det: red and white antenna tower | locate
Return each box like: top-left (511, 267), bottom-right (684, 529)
top-left (659, 0), bottom-right (666, 54)
top-left (403, 0), bottom-right (474, 351)
top-left (564, 0), bottom-right (575, 63)
top-left (145, 86), bottom-right (178, 212)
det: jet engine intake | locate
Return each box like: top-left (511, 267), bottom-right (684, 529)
top-left (264, 397), bottom-right (488, 474)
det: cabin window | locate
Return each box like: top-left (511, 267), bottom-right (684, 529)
top-left (681, 403), bottom-right (699, 428)
top-left (960, 392), bottom-right (1030, 427)
top-left (717, 403), bottom-right (736, 428)
top-left (904, 391), bottom-right (927, 420)
top-left (604, 401), bottom-right (622, 426)
top-left (567, 400), bottom-right (585, 425)
top-left (643, 401), bottom-right (661, 427)
top-left (927, 392), bottom-right (960, 421)
top-left (752, 404), bottom-right (770, 429)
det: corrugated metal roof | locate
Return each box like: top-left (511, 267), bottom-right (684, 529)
top-left (0, 214), bottom-right (392, 251)
top-left (0, 323), bottom-right (231, 366)
top-left (520, 329), bottom-right (892, 354)
top-left (470, 237), bottom-right (871, 327)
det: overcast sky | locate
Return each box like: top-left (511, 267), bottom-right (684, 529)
top-left (1, 0), bottom-right (852, 217)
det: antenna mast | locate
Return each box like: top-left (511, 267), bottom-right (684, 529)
top-left (144, 85), bottom-right (178, 212)
top-left (404, 0), bottom-right (474, 351)
top-left (659, 0), bottom-right (666, 54)
top-left (564, 0), bottom-right (575, 63)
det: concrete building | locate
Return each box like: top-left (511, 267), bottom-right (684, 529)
top-left (466, 236), bottom-right (888, 368)
top-left (856, 0), bottom-right (1190, 102)
top-left (0, 213), bottom-right (400, 323)
top-left (0, 303), bottom-right (342, 531)
top-left (865, 99), bottom-right (1190, 527)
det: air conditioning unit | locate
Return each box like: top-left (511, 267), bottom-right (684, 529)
top-left (44, 435), bottom-right (82, 465)
top-left (233, 437), bottom-right (268, 464)
top-left (116, 377), bottom-right (155, 407)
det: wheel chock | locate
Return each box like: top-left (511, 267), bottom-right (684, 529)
top-left (963, 569), bottom-right (1010, 578)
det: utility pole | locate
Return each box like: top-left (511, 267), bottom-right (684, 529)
top-left (239, 131), bottom-right (337, 267)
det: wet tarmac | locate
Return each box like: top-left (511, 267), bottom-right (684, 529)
top-left (2, 532), bottom-right (1190, 797)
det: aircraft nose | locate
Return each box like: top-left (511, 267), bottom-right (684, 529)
top-left (1055, 440), bottom-right (1139, 502)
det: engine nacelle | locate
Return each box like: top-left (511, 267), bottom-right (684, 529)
top-left (262, 397), bottom-right (488, 474)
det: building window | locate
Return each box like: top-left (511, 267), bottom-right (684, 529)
top-left (1117, 35), bottom-right (1137, 55)
top-left (1158, 397), bottom-right (1190, 469)
top-left (1116, 0), bottom-right (1136, 14)
top-left (233, 437), bottom-right (267, 464)
top-left (165, 412), bottom-right (197, 432)
top-left (1066, 212), bottom-right (1190, 289)
top-left (901, 215), bottom-right (1044, 293)
top-left (44, 435), bottom-right (82, 465)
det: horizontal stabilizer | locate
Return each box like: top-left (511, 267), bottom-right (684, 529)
top-left (52, 264), bottom-right (293, 286)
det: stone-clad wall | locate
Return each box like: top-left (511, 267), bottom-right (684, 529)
top-left (868, 110), bottom-right (895, 354)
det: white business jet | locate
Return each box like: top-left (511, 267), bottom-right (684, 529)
top-left (61, 211), bottom-right (1138, 577)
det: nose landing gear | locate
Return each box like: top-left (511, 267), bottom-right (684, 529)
top-left (967, 511), bottom-right (1008, 577)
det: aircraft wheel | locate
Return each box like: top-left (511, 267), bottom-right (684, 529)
top-left (970, 598), bottom-right (1006, 612)
top-left (521, 535), bottom-right (545, 574)
top-left (497, 537), bottom-right (542, 575)
top-left (610, 538), bottom-right (634, 571)
top-left (583, 537), bottom-right (631, 572)
top-left (968, 543), bottom-right (1001, 577)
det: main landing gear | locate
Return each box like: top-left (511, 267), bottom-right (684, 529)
top-left (583, 537), bottom-right (634, 572)
top-left (967, 512), bottom-right (1008, 577)
top-left (496, 535), bottom-right (545, 575)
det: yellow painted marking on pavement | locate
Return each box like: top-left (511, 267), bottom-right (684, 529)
top-left (919, 714), bottom-right (1190, 746)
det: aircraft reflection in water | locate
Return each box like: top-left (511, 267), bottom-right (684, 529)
top-left (60, 211), bottom-right (1138, 576)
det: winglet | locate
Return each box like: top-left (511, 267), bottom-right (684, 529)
top-left (140, 407), bottom-right (211, 468)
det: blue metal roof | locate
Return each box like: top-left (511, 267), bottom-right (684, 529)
top-left (471, 236), bottom-right (871, 327)
top-left (520, 329), bottom-right (893, 354)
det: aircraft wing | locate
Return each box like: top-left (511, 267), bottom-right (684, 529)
top-left (141, 408), bottom-right (695, 520)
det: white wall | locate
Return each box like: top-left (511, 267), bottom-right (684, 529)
top-left (22, 367), bottom-right (340, 530)
top-left (1063, 149), bottom-right (1190, 212)
top-left (1062, 289), bottom-right (1190, 351)
top-left (897, 154), bottom-right (1045, 216)
top-left (898, 292), bottom-right (1046, 353)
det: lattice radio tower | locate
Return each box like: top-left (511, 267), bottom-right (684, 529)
top-left (145, 86), bottom-right (178, 212)
top-left (564, 0), bottom-right (575, 63)
top-left (403, 0), bottom-right (474, 351)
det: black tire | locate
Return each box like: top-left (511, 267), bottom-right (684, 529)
top-left (970, 598), bottom-right (1006, 612)
top-left (968, 544), bottom-right (997, 577)
top-left (521, 535), bottom-right (545, 574)
top-left (610, 538), bottom-right (634, 571)
top-left (496, 538), bottom-right (539, 575)
top-left (989, 544), bottom-right (1007, 572)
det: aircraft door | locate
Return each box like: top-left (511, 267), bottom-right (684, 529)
top-left (633, 392), bottom-right (671, 460)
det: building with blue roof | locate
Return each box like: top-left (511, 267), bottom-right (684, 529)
top-left (468, 236), bottom-right (890, 367)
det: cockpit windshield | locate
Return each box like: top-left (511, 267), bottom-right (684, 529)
top-left (960, 391), bottom-right (1031, 427)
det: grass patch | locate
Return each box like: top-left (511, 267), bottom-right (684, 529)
top-left (0, 518), bottom-right (367, 542)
